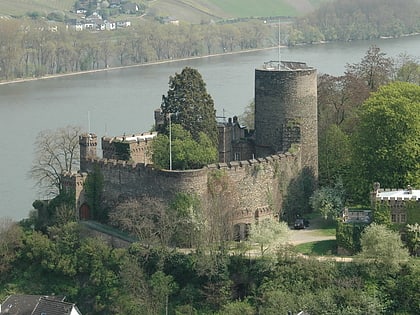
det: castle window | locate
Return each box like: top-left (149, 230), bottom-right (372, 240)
top-left (234, 152), bottom-right (240, 161)
top-left (400, 213), bottom-right (406, 223)
top-left (391, 214), bottom-right (396, 223)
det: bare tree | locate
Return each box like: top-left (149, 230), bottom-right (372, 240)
top-left (109, 197), bottom-right (170, 247)
top-left (203, 170), bottom-right (239, 249)
top-left (29, 125), bottom-right (82, 197)
top-left (393, 53), bottom-right (420, 85)
top-left (346, 45), bottom-right (393, 91)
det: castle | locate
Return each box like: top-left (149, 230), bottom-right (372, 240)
top-left (64, 61), bottom-right (318, 239)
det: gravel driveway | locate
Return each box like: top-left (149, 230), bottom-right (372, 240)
top-left (288, 218), bottom-right (336, 245)
top-left (288, 228), bottom-right (336, 245)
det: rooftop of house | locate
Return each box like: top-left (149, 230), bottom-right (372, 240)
top-left (0, 295), bottom-right (81, 315)
top-left (33, 297), bottom-right (80, 315)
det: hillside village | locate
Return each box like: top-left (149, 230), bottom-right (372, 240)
top-left (67, 0), bottom-right (141, 31)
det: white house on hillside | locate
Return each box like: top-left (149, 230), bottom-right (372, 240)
top-left (0, 295), bottom-right (82, 315)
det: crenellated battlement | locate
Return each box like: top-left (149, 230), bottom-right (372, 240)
top-left (375, 187), bottom-right (420, 201)
top-left (372, 185), bottom-right (419, 224)
top-left (82, 149), bottom-right (299, 176)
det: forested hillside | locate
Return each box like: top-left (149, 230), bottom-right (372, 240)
top-left (1, 220), bottom-right (420, 314)
top-left (288, 0), bottom-right (420, 44)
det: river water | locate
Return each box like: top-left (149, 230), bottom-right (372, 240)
top-left (1, 35), bottom-right (419, 220)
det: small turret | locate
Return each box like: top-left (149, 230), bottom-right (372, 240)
top-left (79, 133), bottom-right (97, 171)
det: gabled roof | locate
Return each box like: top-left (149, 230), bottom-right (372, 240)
top-left (32, 297), bottom-right (81, 315)
top-left (0, 295), bottom-right (81, 315)
top-left (0, 295), bottom-right (42, 315)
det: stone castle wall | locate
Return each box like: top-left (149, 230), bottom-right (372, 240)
top-left (82, 149), bottom-right (301, 224)
top-left (101, 132), bottom-right (156, 165)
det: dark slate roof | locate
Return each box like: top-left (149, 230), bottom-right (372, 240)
top-left (32, 297), bottom-right (80, 315)
top-left (0, 295), bottom-right (80, 315)
top-left (0, 295), bottom-right (41, 315)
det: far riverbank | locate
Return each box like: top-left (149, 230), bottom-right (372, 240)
top-left (2, 33), bottom-right (419, 87)
top-left (0, 46), bottom-right (280, 86)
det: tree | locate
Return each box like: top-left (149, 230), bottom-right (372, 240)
top-left (217, 300), bottom-right (255, 315)
top-left (318, 124), bottom-right (352, 186)
top-left (0, 218), bottom-right (24, 276)
top-left (113, 255), bottom-right (150, 314)
top-left (393, 53), bottom-right (420, 85)
top-left (358, 223), bottom-right (410, 274)
top-left (247, 219), bottom-right (289, 256)
top-left (83, 165), bottom-right (104, 221)
top-left (152, 124), bottom-right (218, 170)
top-left (108, 198), bottom-right (165, 247)
top-left (75, 237), bottom-right (123, 314)
top-left (159, 67), bottom-right (218, 147)
top-left (310, 179), bottom-right (345, 221)
top-left (317, 73), bottom-right (369, 134)
top-left (346, 45), bottom-right (393, 91)
top-left (372, 202), bottom-right (391, 226)
top-left (149, 271), bottom-right (178, 315)
top-left (169, 193), bottom-right (203, 248)
top-left (406, 223), bottom-right (420, 256)
top-left (351, 82), bottom-right (420, 200)
top-left (239, 100), bottom-right (255, 130)
top-left (29, 125), bottom-right (82, 196)
top-left (204, 170), bottom-right (239, 248)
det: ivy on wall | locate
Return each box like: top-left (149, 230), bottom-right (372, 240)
top-left (114, 142), bottom-right (131, 161)
top-left (406, 201), bottom-right (420, 224)
top-left (372, 202), bottom-right (391, 226)
top-left (84, 165), bottom-right (105, 221)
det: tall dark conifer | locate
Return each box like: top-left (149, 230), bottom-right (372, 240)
top-left (159, 67), bottom-right (218, 147)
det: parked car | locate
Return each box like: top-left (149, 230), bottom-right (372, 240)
top-left (294, 218), bottom-right (305, 229)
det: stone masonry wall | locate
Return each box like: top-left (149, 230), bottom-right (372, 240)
top-left (83, 149), bottom-right (301, 224)
top-left (255, 67), bottom-right (318, 176)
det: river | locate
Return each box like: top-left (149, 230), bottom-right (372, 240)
top-left (0, 35), bottom-right (419, 220)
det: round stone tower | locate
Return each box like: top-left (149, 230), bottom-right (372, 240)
top-left (79, 133), bottom-right (97, 171)
top-left (254, 61), bottom-right (318, 176)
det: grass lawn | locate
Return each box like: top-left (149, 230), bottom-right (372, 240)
top-left (208, 0), bottom-right (298, 17)
top-left (305, 214), bottom-right (337, 236)
top-left (0, 0), bottom-right (75, 16)
top-left (295, 239), bottom-right (337, 256)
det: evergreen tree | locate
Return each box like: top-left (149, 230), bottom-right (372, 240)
top-left (159, 67), bottom-right (218, 147)
top-left (84, 165), bottom-right (104, 221)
